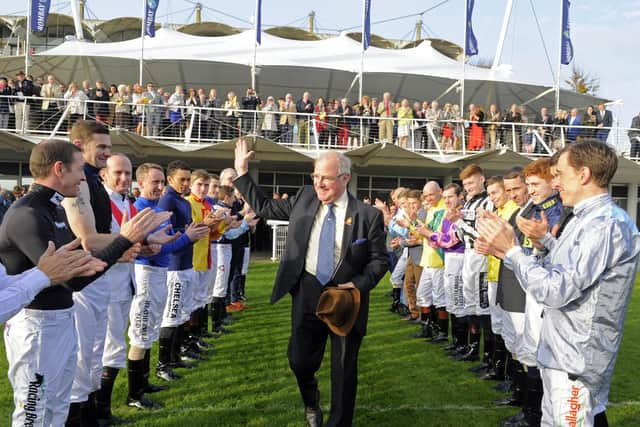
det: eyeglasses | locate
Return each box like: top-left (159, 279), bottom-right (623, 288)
top-left (310, 173), bottom-right (346, 183)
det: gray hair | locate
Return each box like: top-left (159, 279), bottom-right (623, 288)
top-left (220, 168), bottom-right (237, 181)
top-left (315, 151), bottom-right (351, 175)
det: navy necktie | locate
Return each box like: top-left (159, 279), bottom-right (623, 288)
top-left (316, 203), bottom-right (336, 286)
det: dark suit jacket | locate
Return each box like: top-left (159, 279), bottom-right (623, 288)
top-left (234, 173), bottom-right (389, 335)
top-left (629, 116), bottom-right (640, 139)
top-left (596, 109), bottom-right (613, 128)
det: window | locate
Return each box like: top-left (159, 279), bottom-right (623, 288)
top-left (611, 184), bottom-right (628, 210)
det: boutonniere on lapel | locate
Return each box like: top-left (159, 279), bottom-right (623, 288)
top-left (345, 217), bottom-right (353, 226)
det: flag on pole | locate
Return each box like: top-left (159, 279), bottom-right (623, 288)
top-left (465, 0), bottom-right (479, 56)
top-left (561, 0), bottom-right (574, 65)
top-left (31, 0), bottom-right (52, 32)
top-left (363, 0), bottom-right (372, 50)
top-left (144, 0), bottom-right (160, 38)
top-left (256, 0), bottom-right (263, 45)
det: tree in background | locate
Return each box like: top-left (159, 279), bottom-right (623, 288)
top-left (565, 65), bottom-right (600, 95)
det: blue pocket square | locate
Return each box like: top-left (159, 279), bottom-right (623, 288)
top-left (352, 238), bottom-right (368, 245)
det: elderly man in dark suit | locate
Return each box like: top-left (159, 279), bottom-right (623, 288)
top-left (233, 139), bottom-right (388, 427)
top-left (628, 112), bottom-right (640, 159)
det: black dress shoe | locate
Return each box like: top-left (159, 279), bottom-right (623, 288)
top-left (469, 362), bottom-right (490, 373)
top-left (156, 367), bottom-right (181, 382)
top-left (304, 406), bottom-right (323, 427)
top-left (480, 368), bottom-right (505, 381)
top-left (495, 380), bottom-right (513, 393)
top-left (494, 396), bottom-right (522, 407)
top-left (144, 383), bottom-right (169, 393)
top-left (500, 411), bottom-right (525, 426)
top-left (97, 415), bottom-right (130, 426)
top-left (127, 394), bottom-right (156, 410)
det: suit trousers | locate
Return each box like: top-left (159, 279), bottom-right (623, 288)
top-left (288, 273), bottom-right (364, 427)
top-left (378, 119), bottom-right (393, 143)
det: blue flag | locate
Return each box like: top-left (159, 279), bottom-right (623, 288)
top-left (145, 0), bottom-right (160, 38)
top-left (465, 0), bottom-right (478, 56)
top-left (363, 0), bottom-right (372, 50)
top-left (561, 0), bottom-right (574, 65)
top-left (31, 0), bottom-right (51, 32)
top-left (256, 0), bottom-right (262, 45)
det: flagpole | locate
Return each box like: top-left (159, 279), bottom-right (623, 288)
top-left (359, 0), bottom-right (367, 143)
top-left (251, 0), bottom-right (259, 90)
top-left (554, 0), bottom-right (563, 113)
top-left (139, 0), bottom-right (146, 85)
top-left (25, 0), bottom-right (32, 75)
top-left (460, 0), bottom-right (467, 119)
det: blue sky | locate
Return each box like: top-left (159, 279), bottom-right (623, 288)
top-left (18, 0), bottom-right (640, 125)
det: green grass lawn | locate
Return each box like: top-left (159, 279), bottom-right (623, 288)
top-left (1, 261), bottom-right (639, 426)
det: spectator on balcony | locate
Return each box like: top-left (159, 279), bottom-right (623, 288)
top-left (143, 82), bottom-right (163, 138)
top-left (628, 112), bottom-right (640, 159)
top-left (88, 80), bottom-right (110, 124)
top-left (131, 83), bottom-right (148, 135)
top-left (223, 90), bottom-right (239, 139)
top-left (279, 93), bottom-right (296, 145)
top-left (0, 77), bottom-right (12, 130)
top-left (370, 97), bottom-right (380, 142)
top-left (426, 101), bottom-right (443, 150)
top-left (185, 87), bottom-right (201, 137)
top-left (168, 85), bottom-right (185, 137)
top-left (377, 91), bottom-right (395, 143)
top-left (359, 96), bottom-right (374, 145)
top-left (452, 104), bottom-right (464, 151)
top-left (327, 99), bottom-right (340, 146)
top-left (519, 105), bottom-right (531, 151)
top-left (11, 71), bottom-right (34, 132)
top-left (595, 102), bottom-right (613, 142)
top-left (551, 109), bottom-right (569, 151)
top-left (467, 104), bottom-right (485, 151)
top-left (108, 84), bottom-right (118, 125)
top-left (502, 103), bottom-right (521, 149)
top-left (441, 103), bottom-right (454, 152)
top-left (566, 107), bottom-right (582, 143)
top-left (314, 97), bottom-right (328, 147)
top-left (412, 101), bottom-right (426, 150)
top-left (113, 84), bottom-right (131, 130)
top-left (40, 75), bottom-right (62, 132)
top-left (81, 79), bottom-right (92, 96)
top-left (488, 104), bottom-right (501, 150)
top-left (205, 89), bottom-right (222, 140)
top-left (241, 88), bottom-right (261, 135)
top-left (582, 105), bottom-right (597, 139)
top-left (336, 98), bottom-right (352, 147)
top-left (261, 96), bottom-right (279, 141)
top-left (296, 92), bottom-right (314, 147)
top-left (396, 99), bottom-right (413, 149)
top-left (534, 107), bottom-right (554, 152)
top-left (63, 82), bottom-right (88, 128)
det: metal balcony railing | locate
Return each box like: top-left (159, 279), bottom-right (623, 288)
top-left (1, 95), bottom-right (638, 161)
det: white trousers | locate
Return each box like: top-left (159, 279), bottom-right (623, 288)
top-left (444, 252), bottom-right (464, 316)
top-left (161, 269), bottom-right (194, 327)
top-left (488, 281), bottom-right (503, 335)
top-left (129, 264), bottom-right (167, 349)
top-left (461, 249), bottom-right (489, 316)
top-left (192, 269), bottom-right (212, 310)
top-left (241, 246), bottom-right (251, 275)
top-left (71, 275), bottom-right (110, 403)
top-left (206, 244), bottom-right (219, 303)
top-left (502, 311), bottom-right (525, 355)
top-left (5, 307), bottom-right (77, 427)
top-left (540, 367), bottom-right (605, 427)
top-left (101, 264), bottom-right (134, 369)
top-left (515, 295), bottom-right (544, 367)
top-left (390, 248), bottom-right (408, 287)
top-left (212, 244), bottom-right (232, 298)
top-left (416, 267), bottom-right (444, 308)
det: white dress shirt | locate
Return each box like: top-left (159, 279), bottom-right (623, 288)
top-left (305, 190), bottom-right (349, 278)
top-left (0, 264), bottom-right (50, 323)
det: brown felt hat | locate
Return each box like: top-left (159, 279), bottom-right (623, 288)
top-left (315, 287), bottom-right (361, 336)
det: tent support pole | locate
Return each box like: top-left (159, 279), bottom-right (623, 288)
top-left (492, 0), bottom-right (513, 69)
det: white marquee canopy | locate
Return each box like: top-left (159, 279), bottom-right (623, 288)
top-left (0, 28), bottom-right (603, 111)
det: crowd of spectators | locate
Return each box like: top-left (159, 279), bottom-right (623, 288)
top-left (1, 71), bottom-right (638, 156)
